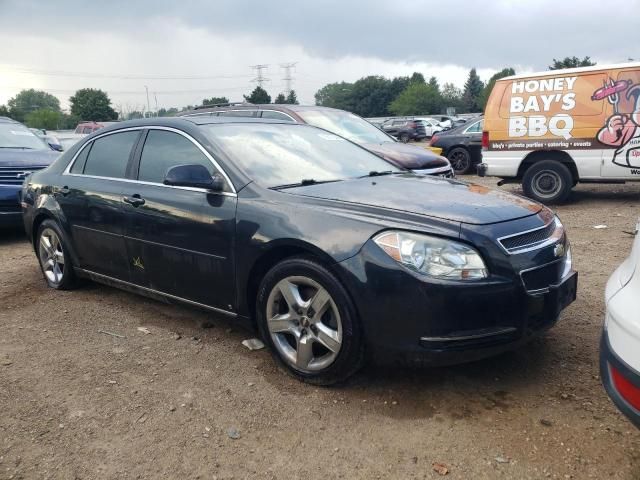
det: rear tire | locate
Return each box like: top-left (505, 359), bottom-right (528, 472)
top-left (522, 160), bottom-right (573, 204)
top-left (36, 219), bottom-right (78, 290)
top-left (256, 256), bottom-right (364, 385)
top-left (448, 147), bottom-right (472, 175)
top-left (399, 133), bottom-right (410, 143)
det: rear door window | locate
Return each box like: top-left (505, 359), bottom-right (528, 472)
top-left (138, 130), bottom-right (216, 184)
top-left (70, 143), bottom-right (92, 174)
top-left (82, 131), bottom-right (140, 178)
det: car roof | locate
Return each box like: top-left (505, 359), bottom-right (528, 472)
top-left (92, 116), bottom-right (298, 133)
top-left (0, 116), bottom-right (19, 124)
top-left (179, 103), bottom-right (348, 117)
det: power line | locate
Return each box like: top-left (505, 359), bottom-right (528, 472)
top-left (280, 62), bottom-right (298, 95)
top-left (250, 64), bottom-right (270, 88)
top-left (0, 64), bottom-right (254, 81)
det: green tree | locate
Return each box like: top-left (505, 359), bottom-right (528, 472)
top-left (549, 56), bottom-right (596, 70)
top-left (126, 111), bottom-right (144, 120)
top-left (389, 82), bottom-right (441, 116)
top-left (0, 105), bottom-right (9, 117)
top-left (480, 67), bottom-right (515, 109)
top-left (24, 109), bottom-right (63, 130)
top-left (410, 72), bottom-right (425, 84)
top-left (462, 68), bottom-right (484, 113)
top-left (69, 88), bottom-right (118, 121)
top-left (274, 93), bottom-right (287, 104)
top-left (314, 82), bottom-right (355, 110)
top-left (7, 89), bottom-right (61, 123)
top-left (285, 90), bottom-right (298, 104)
top-left (157, 107), bottom-right (179, 117)
top-left (202, 96), bottom-right (229, 106)
top-left (440, 83), bottom-right (464, 113)
top-left (244, 86), bottom-right (271, 104)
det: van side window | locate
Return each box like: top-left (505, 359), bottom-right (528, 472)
top-left (83, 131), bottom-right (140, 178)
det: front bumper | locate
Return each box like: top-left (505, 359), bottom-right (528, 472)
top-left (0, 185), bottom-right (23, 227)
top-left (413, 165), bottom-right (455, 178)
top-left (337, 240), bottom-right (577, 366)
top-left (601, 331), bottom-right (640, 428)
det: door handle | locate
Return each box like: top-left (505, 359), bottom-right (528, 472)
top-left (123, 195), bottom-right (145, 207)
top-left (58, 186), bottom-right (70, 196)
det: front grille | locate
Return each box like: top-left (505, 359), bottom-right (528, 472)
top-left (499, 221), bottom-right (556, 253)
top-left (521, 260), bottom-right (564, 292)
top-left (0, 166), bottom-right (47, 186)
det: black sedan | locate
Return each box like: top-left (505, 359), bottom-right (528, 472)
top-left (430, 117), bottom-right (483, 175)
top-left (22, 117), bottom-right (577, 384)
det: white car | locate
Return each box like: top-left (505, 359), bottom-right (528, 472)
top-left (601, 222), bottom-right (640, 428)
top-left (415, 118), bottom-right (443, 137)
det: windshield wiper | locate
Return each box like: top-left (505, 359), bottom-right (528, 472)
top-left (271, 178), bottom-right (342, 190)
top-left (360, 170), bottom-right (404, 178)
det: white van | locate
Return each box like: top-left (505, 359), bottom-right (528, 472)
top-left (479, 62), bottom-right (640, 203)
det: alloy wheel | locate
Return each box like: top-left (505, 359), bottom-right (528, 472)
top-left (265, 276), bottom-right (342, 373)
top-left (450, 149), bottom-right (470, 174)
top-left (38, 228), bottom-right (65, 285)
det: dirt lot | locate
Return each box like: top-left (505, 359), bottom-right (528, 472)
top-left (1, 177), bottom-right (639, 480)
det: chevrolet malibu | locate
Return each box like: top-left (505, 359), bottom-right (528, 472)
top-left (22, 117), bottom-right (577, 385)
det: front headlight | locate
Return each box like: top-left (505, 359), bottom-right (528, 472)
top-left (374, 231), bottom-right (488, 280)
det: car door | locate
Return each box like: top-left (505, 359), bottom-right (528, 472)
top-left (122, 128), bottom-right (237, 313)
top-left (59, 129), bottom-right (142, 280)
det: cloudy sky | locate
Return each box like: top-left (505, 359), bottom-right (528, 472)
top-left (0, 0), bottom-right (637, 114)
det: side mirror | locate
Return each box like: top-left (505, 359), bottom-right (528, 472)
top-left (163, 164), bottom-right (225, 191)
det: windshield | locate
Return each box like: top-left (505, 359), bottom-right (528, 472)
top-left (0, 123), bottom-right (49, 150)
top-left (296, 109), bottom-right (393, 144)
top-left (205, 123), bottom-right (401, 188)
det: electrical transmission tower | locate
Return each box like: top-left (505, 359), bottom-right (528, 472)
top-left (250, 64), bottom-right (270, 88)
top-left (280, 62), bottom-right (298, 95)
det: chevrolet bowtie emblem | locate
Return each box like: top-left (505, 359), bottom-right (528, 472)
top-left (133, 257), bottom-right (145, 269)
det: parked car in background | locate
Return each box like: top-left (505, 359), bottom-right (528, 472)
top-left (415, 118), bottom-right (444, 137)
top-left (601, 222), bottom-right (640, 427)
top-left (430, 117), bottom-right (484, 174)
top-left (181, 104), bottom-right (453, 177)
top-left (74, 121), bottom-right (118, 135)
top-left (30, 128), bottom-right (64, 151)
top-left (380, 118), bottom-right (426, 142)
top-left (0, 117), bottom-right (59, 226)
top-left (22, 117), bottom-right (576, 384)
top-left (479, 62), bottom-right (640, 204)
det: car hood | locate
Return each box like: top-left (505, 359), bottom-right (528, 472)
top-left (283, 174), bottom-right (542, 225)
top-left (0, 148), bottom-right (59, 167)
top-left (362, 142), bottom-right (450, 170)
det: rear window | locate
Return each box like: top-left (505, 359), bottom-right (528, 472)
top-left (82, 131), bottom-right (139, 178)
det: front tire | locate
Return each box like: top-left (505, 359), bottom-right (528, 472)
top-left (399, 133), bottom-right (410, 143)
top-left (36, 219), bottom-right (77, 290)
top-left (256, 256), bottom-right (364, 385)
top-left (448, 147), bottom-right (472, 175)
top-left (522, 160), bottom-right (573, 204)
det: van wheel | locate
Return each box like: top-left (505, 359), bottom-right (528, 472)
top-left (256, 256), bottom-right (364, 385)
top-left (448, 147), bottom-right (471, 175)
top-left (522, 160), bottom-right (573, 204)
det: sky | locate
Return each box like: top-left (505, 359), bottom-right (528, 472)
top-left (0, 0), bottom-right (637, 114)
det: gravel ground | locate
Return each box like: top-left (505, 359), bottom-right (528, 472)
top-left (1, 177), bottom-right (639, 479)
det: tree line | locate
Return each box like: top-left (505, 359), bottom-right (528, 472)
top-left (0, 56), bottom-right (594, 129)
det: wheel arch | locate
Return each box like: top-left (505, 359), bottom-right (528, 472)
top-left (517, 150), bottom-right (579, 182)
top-left (243, 240), bottom-right (338, 324)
